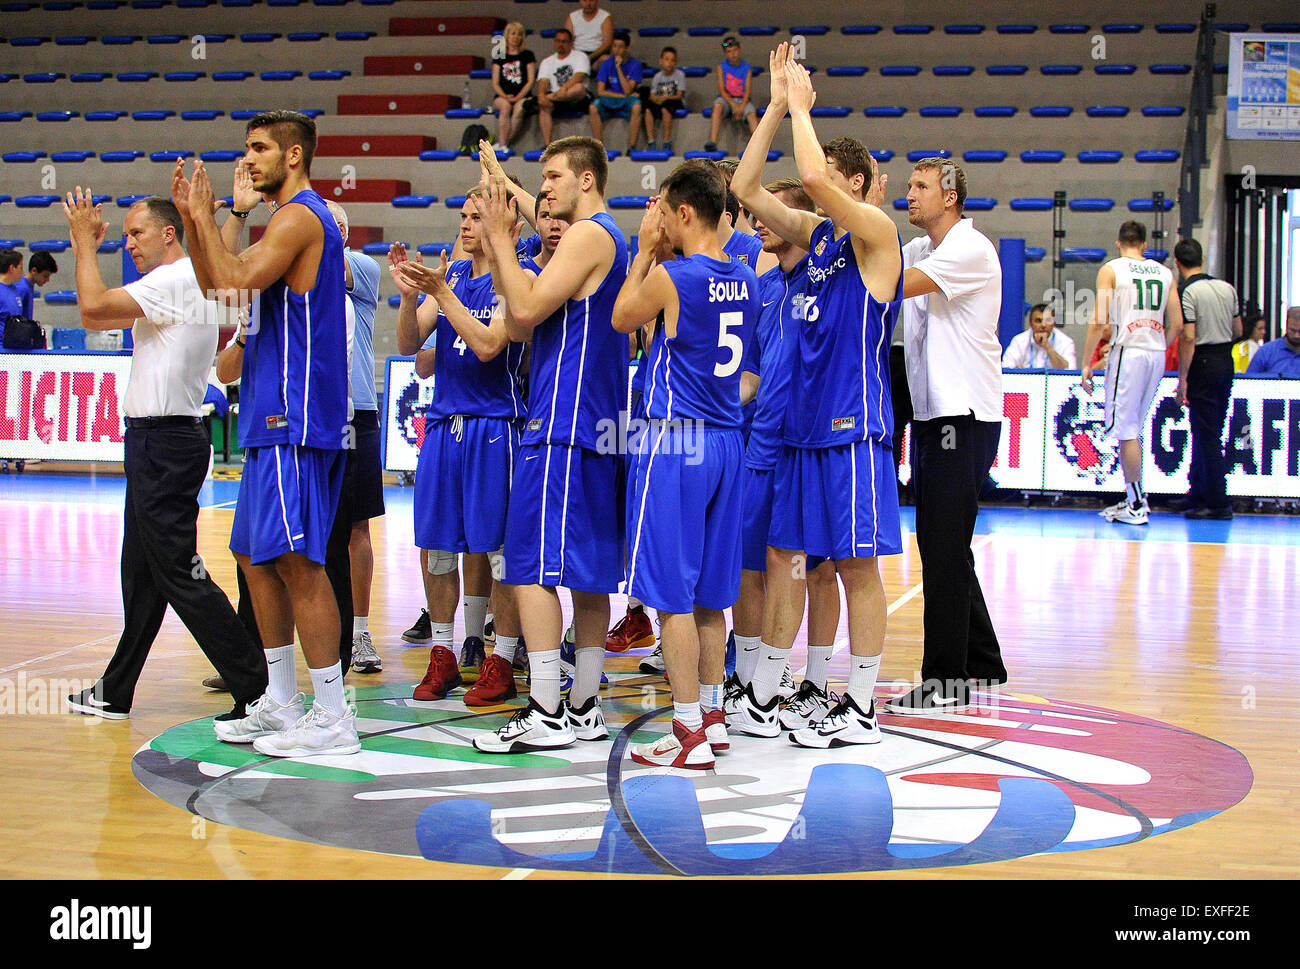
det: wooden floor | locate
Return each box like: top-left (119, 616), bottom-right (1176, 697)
top-left (1, 475), bottom-right (1297, 881)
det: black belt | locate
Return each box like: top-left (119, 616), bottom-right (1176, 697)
top-left (124, 416), bottom-right (204, 429)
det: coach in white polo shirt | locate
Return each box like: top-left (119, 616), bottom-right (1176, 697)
top-left (887, 158), bottom-right (1007, 715)
top-left (61, 189), bottom-right (266, 722)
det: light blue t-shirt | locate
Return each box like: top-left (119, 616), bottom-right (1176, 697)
top-left (344, 248), bottom-right (381, 411)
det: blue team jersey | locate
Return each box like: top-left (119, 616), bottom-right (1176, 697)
top-left (343, 248), bottom-right (381, 412)
top-left (522, 212), bottom-right (628, 450)
top-left (645, 253), bottom-right (758, 427)
top-left (784, 219), bottom-right (900, 449)
top-left (242, 189), bottom-right (350, 450)
top-left (745, 256), bottom-right (808, 469)
top-left (13, 276), bottom-right (35, 318)
top-left (724, 227), bottom-right (764, 272)
top-left (427, 259), bottom-right (526, 421)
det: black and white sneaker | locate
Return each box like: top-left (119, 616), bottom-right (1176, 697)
top-left (790, 693), bottom-right (881, 748)
top-left (402, 608), bottom-right (433, 644)
top-left (778, 679), bottom-right (835, 731)
top-left (722, 681), bottom-right (781, 738)
top-left (639, 644), bottom-right (665, 674)
top-left (473, 697), bottom-right (576, 753)
top-left (566, 693), bottom-right (609, 741)
top-left (883, 679), bottom-right (971, 716)
top-left (66, 686), bottom-right (129, 721)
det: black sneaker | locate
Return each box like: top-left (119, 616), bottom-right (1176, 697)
top-left (215, 700), bottom-right (250, 721)
top-left (402, 608), bottom-right (433, 644)
top-left (1186, 506), bottom-right (1233, 520)
top-left (703, 141), bottom-right (717, 151)
top-left (67, 687), bottom-right (129, 721)
top-left (459, 636), bottom-right (488, 681)
top-left (883, 679), bottom-right (971, 716)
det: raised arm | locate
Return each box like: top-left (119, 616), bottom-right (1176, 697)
top-left (729, 44), bottom-right (821, 252)
top-left (612, 202), bottom-right (676, 333)
top-left (62, 187), bottom-right (142, 329)
top-left (398, 251), bottom-right (509, 362)
top-left (479, 141), bottom-right (538, 234)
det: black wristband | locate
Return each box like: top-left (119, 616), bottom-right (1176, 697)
top-left (230, 209), bottom-right (250, 219)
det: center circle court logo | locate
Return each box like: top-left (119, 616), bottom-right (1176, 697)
top-left (132, 679), bottom-right (1252, 876)
top-left (1054, 385), bottom-right (1121, 484)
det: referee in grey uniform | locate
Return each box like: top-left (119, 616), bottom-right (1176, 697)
top-left (1174, 238), bottom-right (1241, 520)
top-left (61, 189), bottom-right (266, 720)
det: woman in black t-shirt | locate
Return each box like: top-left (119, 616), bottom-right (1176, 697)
top-left (492, 21), bottom-right (537, 147)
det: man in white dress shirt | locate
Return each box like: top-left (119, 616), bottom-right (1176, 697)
top-left (1002, 303), bottom-right (1076, 370)
top-left (61, 190), bottom-right (266, 721)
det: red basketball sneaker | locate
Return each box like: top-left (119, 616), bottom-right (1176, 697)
top-left (464, 653), bottom-right (518, 707)
top-left (702, 708), bottom-right (729, 753)
top-left (606, 608), bottom-right (655, 653)
top-left (413, 645), bottom-right (462, 700)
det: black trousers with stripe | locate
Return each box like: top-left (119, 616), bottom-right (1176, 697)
top-left (99, 422), bottom-right (267, 709)
top-left (1186, 343), bottom-right (1235, 510)
top-left (911, 414), bottom-right (1006, 686)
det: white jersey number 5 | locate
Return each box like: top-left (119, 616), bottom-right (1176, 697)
top-left (714, 311), bottom-right (744, 378)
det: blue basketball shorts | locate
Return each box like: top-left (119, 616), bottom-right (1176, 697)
top-left (230, 444), bottom-right (345, 566)
top-left (768, 439), bottom-right (902, 561)
top-left (503, 442), bottom-right (625, 593)
top-left (740, 465), bottom-right (775, 573)
top-left (625, 424), bottom-right (744, 614)
top-left (413, 415), bottom-right (519, 554)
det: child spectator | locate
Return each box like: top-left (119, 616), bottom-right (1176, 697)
top-left (705, 36), bottom-right (758, 151)
top-left (492, 21), bottom-right (537, 147)
top-left (590, 31), bottom-right (644, 153)
top-left (643, 46), bottom-right (687, 152)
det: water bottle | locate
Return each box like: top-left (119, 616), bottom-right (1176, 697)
top-left (462, 80), bottom-right (472, 110)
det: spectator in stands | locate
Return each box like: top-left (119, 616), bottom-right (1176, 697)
top-left (1175, 237), bottom-right (1240, 520)
top-left (590, 30), bottom-right (644, 153)
top-left (704, 37), bottom-right (758, 151)
top-left (643, 46), bottom-right (687, 152)
top-left (1232, 310), bottom-right (1266, 372)
top-left (566, 0), bottom-right (613, 70)
top-left (14, 252), bottom-right (57, 318)
top-left (537, 28), bottom-right (592, 146)
top-left (492, 21), bottom-right (537, 148)
top-left (0, 250), bottom-right (23, 318)
top-left (1002, 302), bottom-right (1077, 369)
top-left (1247, 306), bottom-right (1300, 377)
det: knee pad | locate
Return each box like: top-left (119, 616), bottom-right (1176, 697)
top-left (488, 548), bottom-right (505, 582)
top-left (426, 549), bottom-right (458, 575)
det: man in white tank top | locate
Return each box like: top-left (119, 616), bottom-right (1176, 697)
top-left (565, 0), bottom-right (613, 69)
top-left (1079, 221), bottom-right (1184, 525)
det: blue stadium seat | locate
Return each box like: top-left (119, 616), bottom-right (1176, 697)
top-left (826, 67), bottom-right (867, 77)
top-left (419, 150), bottom-right (460, 161)
top-left (1078, 150), bottom-right (1123, 163)
top-left (392, 195), bottom-right (438, 208)
top-left (964, 198), bottom-right (997, 211)
top-left (362, 242), bottom-right (395, 256)
top-left (468, 69), bottom-right (493, 79)
top-left (841, 26), bottom-right (881, 35)
top-left (1069, 198), bottom-right (1115, 212)
top-left (523, 150), bottom-right (545, 162)
top-left (1049, 24), bottom-right (1089, 34)
top-left (1135, 150), bottom-right (1179, 163)
top-left (1155, 23), bottom-right (1195, 33)
top-left (164, 72), bottom-right (205, 81)
top-left (445, 108), bottom-right (486, 119)
top-left (868, 150), bottom-right (892, 162)
top-left (37, 111), bottom-right (79, 121)
top-left (1263, 23), bottom-right (1300, 32)
top-left (975, 106), bottom-right (1017, 117)
top-left (133, 110), bottom-right (176, 120)
top-left (116, 194), bottom-right (151, 206)
top-left (906, 149), bottom-right (950, 162)
top-left (85, 111), bottom-right (126, 121)
top-left (118, 73), bottom-right (160, 82)
top-left (418, 243), bottom-right (453, 257)
top-left (240, 33), bottom-right (280, 43)
top-left (945, 24), bottom-right (985, 34)
top-left (684, 150), bottom-right (726, 160)
top-left (4, 153), bottom-right (48, 163)
top-left (43, 291), bottom-right (78, 304)
top-left (1149, 64), bottom-right (1191, 74)
top-left (15, 195), bottom-right (60, 206)
top-left (639, 28), bottom-right (677, 37)
top-left (986, 65), bottom-right (1027, 75)
top-left (1062, 248), bottom-right (1107, 262)
top-left (56, 36), bottom-right (91, 45)
top-left (682, 67), bottom-right (710, 78)
top-left (1143, 248), bottom-right (1170, 261)
top-left (1142, 106), bottom-right (1184, 117)
top-left (23, 74), bottom-right (67, 83)
top-left (200, 150), bottom-right (242, 161)
top-left (963, 150), bottom-right (1006, 163)
top-left (1086, 106), bottom-right (1130, 117)
top-left (791, 26), bottom-right (830, 36)
top-left (10, 37), bottom-right (50, 46)
top-left (336, 32), bottom-right (376, 40)
top-left (1024, 247), bottom-right (1046, 262)
top-left (0, 237), bottom-right (22, 247)
top-left (310, 71), bottom-right (350, 81)
top-left (1129, 197), bottom-right (1175, 212)
top-left (1030, 106), bottom-right (1072, 117)
top-left (919, 106), bottom-right (962, 118)
top-left (998, 24), bottom-right (1036, 34)
top-left (30, 239), bottom-right (70, 252)
top-left (609, 196), bottom-right (653, 209)
top-left (52, 329), bottom-right (87, 350)
top-left (50, 151), bottom-right (94, 162)
top-left (809, 107), bottom-right (851, 117)
top-left (1010, 198), bottom-right (1054, 211)
top-left (863, 107), bottom-right (906, 118)
top-left (101, 151), bottom-right (144, 162)
top-left (213, 71), bottom-right (254, 81)
top-left (1020, 150), bottom-right (1065, 163)
top-left (150, 150), bottom-right (194, 162)
top-left (1103, 23), bottom-right (1142, 33)
top-left (1040, 65), bottom-right (1081, 75)
top-left (1094, 65), bottom-right (1137, 75)
top-left (469, 148), bottom-right (516, 161)
top-left (628, 150), bottom-right (672, 162)
top-left (443, 196), bottom-right (468, 208)
top-left (739, 27), bottom-right (777, 36)
top-left (1215, 23), bottom-right (1248, 33)
top-left (71, 73), bottom-right (110, 82)
top-left (289, 32), bottom-right (327, 41)
top-left (101, 36), bottom-right (141, 44)
top-left (688, 27), bottom-right (726, 37)
top-left (893, 25), bottom-right (933, 34)
top-left (148, 34), bottom-right (183, 43)
top-left (932, 66), bottom-right (974, 76)
top-left (183, 110), bottom-right (226, 120)
top-left (98, 240), bottom-right (124, 253)
top-left (879, 66), bottom-right (920, 76)
top-left (262, 71), bottom-right (303, 81)
top-left (892, 199), bottom-right (908, 211)
top-left (0, 113), bottom-right (32, 121)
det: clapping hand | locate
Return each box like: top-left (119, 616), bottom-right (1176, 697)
top-left (784, 57), bottom-right (817, 114)
top-left (398, 249), bottom-right (451, 296)
top-left (387, 242), bottom-right (424, 299)
top-left (62, 186), bottom-right (108, 248)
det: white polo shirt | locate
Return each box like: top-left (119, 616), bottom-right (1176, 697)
top-left (1002, 327), bottom-right (1077, 370)
top-left (903, 219), bottom-right (1003, 423)
top-left (121, 257), bottom-right (236, 418)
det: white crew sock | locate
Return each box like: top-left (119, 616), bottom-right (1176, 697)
top-left (734, 634), bottom-right (763, 684)
top-left (264, 644), bottom-right (297, 704)
top-left (752, 642), bottom-right (789, 705)
top-left (529, 648), bottom-right (563, 715)
top-left (431, 621), bottom-right (454, 650)
top-left (570, 646), bottom-right (604, 709)
top-left (309, 662), bottom-right (347, 717)
top-left (464, 595), bottom-right (489, 640)
top-left (699, 682), bottom-right (723, 713)
top-left (493, 635), bottom-right (519, 665)
top-left (353, 616), bottom-right (369, 636)
top-left (674, 701), bottom-right (703, 732)
top-left (846, 654), bottom-right (881, 710)
top-left (805, 644), bottom-right (834, 690)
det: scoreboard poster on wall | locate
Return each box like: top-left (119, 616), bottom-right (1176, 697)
top-left (0, 352), bottom-right (132, 462)
top-left (381, 356), bottom-right (435, 473)
top-left (898, 373), bottom-right (1300, 499)
top-left (1227, 33), bottom-right (1300, 140)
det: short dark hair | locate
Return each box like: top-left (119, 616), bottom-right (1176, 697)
top-left (1118, 220), bottom-right (1147, 246)
top-left (541, 135), bottom-right (609, 196)
top-left (613, 30), bottom-right (631, 46)
top-left (29, 252), bottom-right (57, 274)
top-left (660, 45), bottom-right (677, 57)
top-left (1028, 302), bottom-right (1051, 320)
top-left (554, 27), bottom-right (573, 42)
top-left (823, 137), bottom-right (876, 199)
top-left (1174, 237), bottom-right (1203, 268)
top-left (660, 159), bottom-right (726, 226)
top-left (132, 196), bottom-right (185, 245)
top-left (1, 249), bottom-right (24, 273)
top-left (245, 110), bottom-right (317, 176)
top-left (764, 176), bottom-right (815, 213)
top-left (912, 156), bottom-right (967, 213)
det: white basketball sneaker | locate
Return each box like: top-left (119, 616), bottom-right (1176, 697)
top-left (252, 703), bottom-right (362, 757)
top-left (778, 679), bottom-right (835, 731)
top-left (723, 681), bottom-right (781, 738)
top-left (1099, 499), bottom-right (1127, 520)
top-left (474, 698), bottom-right (576, 753)
top-left (629, 720), bottom-right (715, 770)
top-left (1110, 501), bottom-right (1149, 525)
top-left (790, 693), bottom-right (882, 748)
top-left (702, 709), bottom-right (729, 752)
top-left (566, 694), bottom-right (609, 741)
top-left (777, 664), bottom-right (798, 701)
top-left (214, 691), bottom-right (306, 744)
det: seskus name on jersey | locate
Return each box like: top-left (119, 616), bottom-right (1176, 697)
top-left (708, 278), bottom-right (750, 302)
